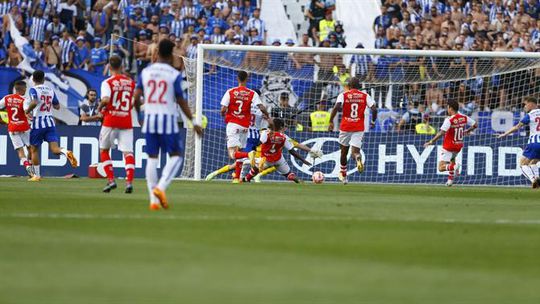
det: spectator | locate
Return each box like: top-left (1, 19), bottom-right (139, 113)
top-left (147, 15), bottom-right (160, 34)
top-left (79, 89), bottom-right (102, 126)
top-left (415, 113), bottom-right (436, 135)
top-left (318, 10), bottom-right (335, 43)
top-left (28, 8), bottom-right (48, 43)
top-left (0, 41), bottom-right (7, 67)
top-left (172, 37), bottom-right (185, 70)
top-left (7, 42), bottom-right (22, 67)
top-left (397, 102), bottom-right (424, 132)
top-left (46, 15), bottom-right (65, 40)
top-left (75, 37), bottom-right (90, 69)
top-left (45, 36), bottom-right (61, 69)
top-left (33, 41), bottom-right (45, 62)
top-left (57, 0), bottom-right (78, 32)
top-left (60, 30), bottom-right (76, 71)
top-left (135, 31), bottom-right (149, 74)
top-left (271, 92), bottom-right (297, 128)
top-left (306, 0), bottom-right (326, 45)
top-left (90, 37), bottom-right (107, 75)
top-left (160, 4), bottom-right (175, 25)
top-left (246, 8), bottom-right (267, 43)
top-left (373, 5), bottom-right (391, 33)
top-left (310, 102), bottom-right (331, 131)
top-left (186, 35), bottom-right (199, 59)
top-left (349, 43), bottom-right (373, 82)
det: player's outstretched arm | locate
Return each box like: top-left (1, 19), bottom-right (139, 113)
top-left (289, 148), bottom-right (311, 166)
top-left (498, 122), bottom-right (524, 138)
top-left (424, 130), bottom-right (446, 148)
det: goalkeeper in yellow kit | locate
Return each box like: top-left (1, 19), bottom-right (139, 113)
top-left (205, 136), bottom-right (322, 182)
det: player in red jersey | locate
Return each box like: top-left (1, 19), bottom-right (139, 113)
top-left (329, 77), bottom-right (377, 184)
top-left (424, 100), bottom-right (477, 186)
top-left (220, 71), bottom-right (269, 183)
top-left (0, 81), bottom-right (33, 177)
top-left (243, 118), bottom-right (311, 183)
top-left (97, 56), bottom-right (136, 193)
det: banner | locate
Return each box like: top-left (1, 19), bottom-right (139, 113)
top-left (0, 127), bottom-right (186, 178)
top-left (201, 130), bottom-right (530, 186)
top-left (0, 127), bottom-right (530, 185)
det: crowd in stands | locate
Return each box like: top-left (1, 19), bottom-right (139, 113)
top-left (0, 0), bottom-right (269, 75)
top-left (366, 0), bottom-right (540, 114)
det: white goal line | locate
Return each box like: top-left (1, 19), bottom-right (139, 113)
top-left (3, 213), bottom-right (540, 226)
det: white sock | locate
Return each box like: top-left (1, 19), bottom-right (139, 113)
top-left (157, 156), bottom-right (183, 191)
top-left (521, 165), bottom-right (536, 183)
top-left (33, 165), bottom-right (40, 177)
top-left (60, 148), bottom-right (68, 155)
top-left (532, 164), bottom-right (539, 178)
top-left (146, 158), bottom-right (159, 204)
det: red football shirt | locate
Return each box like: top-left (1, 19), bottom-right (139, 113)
top-left (260, 130), bottom-right (294, 162)
top-left (441, 113), bottom-right (476, 152)
top-left (100, 74), bottom-right (135, 129)
top-left (336, 89), bottom-right (375, 132)
top-left (220, 86), bottom-right (262, 128)
top-left (0, 94), bottom-right (30, 132)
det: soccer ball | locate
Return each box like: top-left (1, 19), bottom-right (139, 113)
top-left (312, 171), bottom-right (325, 184)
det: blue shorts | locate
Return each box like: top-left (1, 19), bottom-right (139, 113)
top-left (243, 136), bottom-right (260, 152)
top-left (145, 132), bottom-right (182, 156)
top-left (30, 127), bottom-right (59, 146)
top-left (523, 143), bottom-right (540, 160)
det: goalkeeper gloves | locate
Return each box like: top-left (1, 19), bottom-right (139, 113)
top-left (309, 149), bottom-right (323, 159)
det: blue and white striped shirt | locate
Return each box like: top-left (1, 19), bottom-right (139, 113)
top-left (246, 17), bottom-right (266, 35)
top-left (29, 17), bottom-right (48, 42)
top-left (186, 44), bottom-right (198, 59)
top-left (0, 1), bottom-right (12, 15)
top-left (521, 109), bottom-right (540, 144)
top-left (210, 34), bottom-right (226, 44)
top-left (29, 84), bottom-right (59, 130)
top-left (59, 38), bottom-right (76, 64)
top-left (170, 19), bottom-right (183, 37)
top-left (137, 62), bottom-right (185, 134)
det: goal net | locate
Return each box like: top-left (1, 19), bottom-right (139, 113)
top-left (179, 45), bottom-right (539, 186)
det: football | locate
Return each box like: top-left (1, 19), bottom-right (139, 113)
top-left (312, 171), bottom-right (325, 184)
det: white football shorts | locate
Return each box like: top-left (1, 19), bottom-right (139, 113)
top-left (338, 131), bottom-right (364, 148)
top-left (440, 148), bottom-right (460, 162)
top-left (99, 126), bottom-right (133, 152)
top-left (226, 122), bottom-right (248, 149)
top-left (263, 155), bottom-right (291, 175)
top-left (9, 130), bottom-right (30, 150)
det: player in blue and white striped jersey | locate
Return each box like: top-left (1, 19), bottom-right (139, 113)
top-left (134, 39), bottom-right (203, 210)
top-left (24, 70), bottom-right (78, 181)
top-left (28, 8), bottom-right (48, 42)
top-left (499, 96), bottom-right (540, 188)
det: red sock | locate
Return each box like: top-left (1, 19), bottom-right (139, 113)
top-left (245, 168), bottom-right (258, 181)
top-left (234, 161), bottom-right (243, 179)
top-left (124, 153), bottom-right (135, 184)
top-left (234, 151), bottom-right (248, 159)
top-left (448, 172), bottom-right (455, 181)
top-left (340, 165), bottom-right (347, 176)
top-left (446, 163), bottom-right (455, 171)
top-left (23, 159), bottom-right (31, 167)
top-left (100, 150), bottom-right (114, 182)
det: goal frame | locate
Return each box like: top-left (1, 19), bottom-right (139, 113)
top-left (194, 44), bottom-right (540, 181)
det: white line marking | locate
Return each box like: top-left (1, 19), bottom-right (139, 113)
top-left (2, 213), bottom-right (540, 225)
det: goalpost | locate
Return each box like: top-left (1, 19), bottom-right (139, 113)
top-left (180, 44), bottom-right (540, 186)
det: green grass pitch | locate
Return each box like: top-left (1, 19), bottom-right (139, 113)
top-left (1, 178), bottom-right (540, 303)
